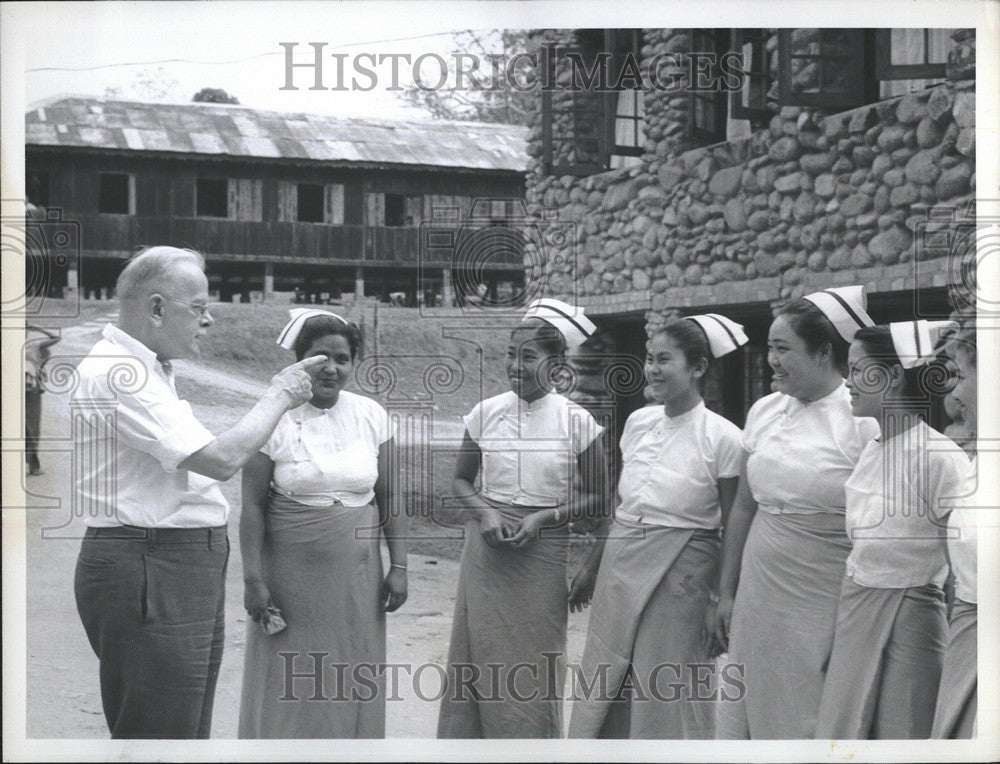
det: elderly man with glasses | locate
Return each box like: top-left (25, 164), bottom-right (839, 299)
top-left (71, 245), bottom-right (327, 739)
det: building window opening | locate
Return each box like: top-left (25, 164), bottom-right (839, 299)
top-left (98, 173), bottom-right (131, 215)
top-left (611, 89), bottom-right (645, 169)
top-left (297, 183), bottom-right (325, 223)
top-left (384, 193), bottom-right (406, 227)
top-left (196, 178), bottom-right (229, 218)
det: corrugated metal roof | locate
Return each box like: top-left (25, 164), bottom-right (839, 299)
top-left (25, 96), bottom-right (527, 171)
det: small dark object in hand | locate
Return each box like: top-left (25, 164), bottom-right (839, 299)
top-left (260, 605), bottom-right (287, 635)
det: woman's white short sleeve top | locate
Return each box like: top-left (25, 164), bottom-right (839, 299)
top-left (616, 402), bottom-right (742, 529)
top-left (262, 392), bottom-right (395, 507)
top-left (742, 385), bottom-right (880, 515)
top-left (464, 391), bottom-right (603, 507)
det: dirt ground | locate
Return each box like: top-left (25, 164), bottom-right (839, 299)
top-left (22, 314), bottom-right (592, 739)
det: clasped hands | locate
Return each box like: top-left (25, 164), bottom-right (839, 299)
top-left (477, 506), bottom-right (550, 549)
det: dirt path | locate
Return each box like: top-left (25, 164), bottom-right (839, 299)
top-left (24, 318), bottom-right (591, 739)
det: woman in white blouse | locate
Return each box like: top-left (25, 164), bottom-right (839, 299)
top-left (933, 324), bottom-right (978, 738)
top-left (712, 287), bottom-right (881, 739)
top-left (815, 320), bottom-right (968, 739)
top-left (238, 309), bottom-right (407, 738)
top-left (568, 314), bottom-right (746, 739)
top-left (437, 298), bottom-right (608, 739)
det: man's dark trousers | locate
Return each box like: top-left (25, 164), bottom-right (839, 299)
top-left (25, 386), bottom-right (41, 471)
top-left (74, 525), bottom-right (229, 738)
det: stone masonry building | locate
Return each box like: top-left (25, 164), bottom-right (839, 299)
top-left (521, 28), bottom-right (976, 441)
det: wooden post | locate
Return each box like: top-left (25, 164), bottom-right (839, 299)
top-left (441, 267), bottom-right (454, 307)
top-left (354, 266), bottom-right (365, 301)
top-left (263, 262), bottom-right (274, 301)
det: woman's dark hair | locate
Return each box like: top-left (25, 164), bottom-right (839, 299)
top-left (853, 325), bottom-right (952, 401)
top-left (513, 318), bottom-right (566, 357)
top-left (293, 315), bottom-right (361, 361)
top-left (778, 298), bottom-right (849, 376)
top-left (652, 319), bottom-right (713, 370)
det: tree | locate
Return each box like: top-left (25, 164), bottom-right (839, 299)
top-left (192, 87), bottom-right (240, 104)
top-left (400, 29), bottom-right (534, 125)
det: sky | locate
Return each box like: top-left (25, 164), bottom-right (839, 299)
top-left (20, 2), bottom-right (511, 120)
top-left (13, 0), bottom-right (993, 123)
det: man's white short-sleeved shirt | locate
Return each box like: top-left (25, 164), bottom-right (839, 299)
top-left (73, 324), bottom-right (228, 528)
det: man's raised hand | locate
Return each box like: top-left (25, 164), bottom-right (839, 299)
top-left (269, 355), bottom-right (327, 408)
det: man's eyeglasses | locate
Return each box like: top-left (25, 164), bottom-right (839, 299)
top-left (161, 296), bottom-right (212, 319)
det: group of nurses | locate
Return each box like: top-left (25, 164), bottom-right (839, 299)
top-left (435, 287), bottom-right (978, 740)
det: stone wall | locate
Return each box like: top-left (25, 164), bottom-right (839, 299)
top-left (524, 28), bottom-right (976, 344)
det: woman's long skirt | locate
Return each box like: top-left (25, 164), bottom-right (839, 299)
top-left (238, 493), bottom-right (386, 738)
top-left (932, 599), bottom-right (977, 738)
top-left (816, 577), bottom-right (947, 739)
top-left (568, 525), bottom-right (719, 739)
top-left (437, 503), bottom-right (569, 738)
top-left (718, 510), bottom-right (851, 739)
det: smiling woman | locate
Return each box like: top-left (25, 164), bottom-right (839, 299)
top-left (290, 312), bottom-right (361, 408)
top-left (713, 286), bottom-right (882, 739)
top-left (438, 299), bottom-right (609, 739)
top-left (238, 309), bottom-right (407, 739)
top-left (569, 314), bottom-right (747, 740)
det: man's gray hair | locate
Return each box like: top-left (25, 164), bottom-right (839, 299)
top-left (116, 246), bottom-right (206, 302)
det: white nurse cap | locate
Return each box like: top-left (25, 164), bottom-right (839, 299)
top-left (522, 298), bottom-right (596, 349)
top-left (277, 308), bottom-right (350, 350)
top-left (802, 285), bottom-right (875, 342)
top-left (683, 314), bottom-right (749, 358)
top-left (889, 319), bottom-right (959, 369)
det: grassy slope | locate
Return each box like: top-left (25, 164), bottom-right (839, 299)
top-left (196, 301), bottom-right (514, 419)
top-left (17, 299), bottom-right (117, 331)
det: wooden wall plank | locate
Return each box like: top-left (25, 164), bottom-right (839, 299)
top-left (277, 180), bottom-right (296, 222)
top-left (325, 183), bottom-right (345, 224)
top-left (365, 192), bottom-right (384, 227)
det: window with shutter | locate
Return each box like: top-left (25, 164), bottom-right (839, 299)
top-left (607, 28), bottom-right (645, 166)
top-left (731, 29), bottom-right (774, 124)
top-left (541, 29), bottom-right (644, 176)
top-left (875, 29), bottom-right (959, 97)
top-left (777, 29), bottom-right (870, 109)
top-left (876, 29), bottom-right (955, 80)
top-left (688, 28), bottom-right (732, 145)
